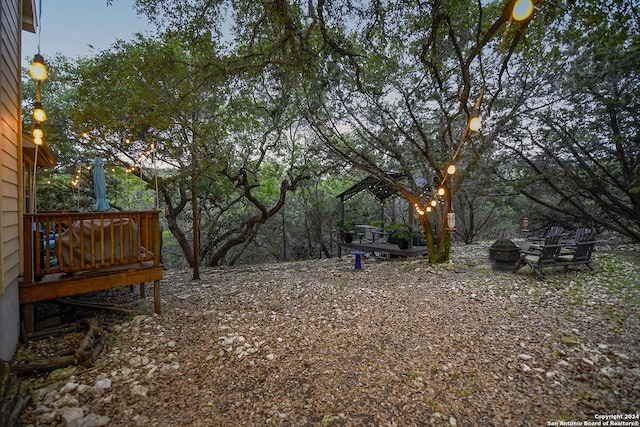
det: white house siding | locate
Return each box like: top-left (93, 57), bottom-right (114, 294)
top-left (0, 0), bottom-right (29, 361)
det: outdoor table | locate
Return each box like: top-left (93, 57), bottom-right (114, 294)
top-left (356, 225), bottom-right (377, 242)
top-left (372, 229), bottom-right (387, 243)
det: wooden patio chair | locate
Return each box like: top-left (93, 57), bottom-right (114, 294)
top-left (561, 227), bottom-right (595, 254)
top-left (513, 234), bottom-right (563, 279)
top-left (528, 226), bottom-right (564, 251)
top-left (555, 239), bottom-right (596, 271)
top-left (514, 234), bottom-right (596, 279)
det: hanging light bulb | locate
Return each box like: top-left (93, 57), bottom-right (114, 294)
top-left (430, 199), bottom-right (437, 207)
top-left (32, 123), bottom-right (44, 140)
top-left (33, 101), bottom-right (47, 122)
top-left (446, 163), bottom-right (457, 175)
top-left (29, 53), bottom-right (48, 81)
top-left (437, 186), bottom-right (446, 196)
top-left (34, 136), bottom-right (43, 145)
top-left (512, 0), bottom-right (534, 22)
top-left (426, 206), bottom-right (432, 213)
top-left (469, 111), bottom-right (482, 132)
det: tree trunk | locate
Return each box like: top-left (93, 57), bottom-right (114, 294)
top-left (281, 209), bottom-right (287, 261)
top-left (191, 172), bottom-right (200, 280)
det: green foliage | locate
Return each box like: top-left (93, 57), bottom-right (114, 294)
top-left (321, 414), bottom-right (339, 426)
top-left (496, 0), bottom-right (640, 241)
top-left (384, 223), bottom-right (412, 240)
top-left (333, 219), bottom-right (355, 235)
top-left (26, 0), bottom-right (639, 270)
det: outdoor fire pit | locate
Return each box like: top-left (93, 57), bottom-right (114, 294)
top-left (489, 239), bottom-right (521, 263)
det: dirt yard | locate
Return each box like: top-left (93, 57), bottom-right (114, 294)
top-left (16, 242), bottom-right (640, 426)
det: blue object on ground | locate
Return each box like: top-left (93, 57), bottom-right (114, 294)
top-left (351, 250), bottom-right (367, 270)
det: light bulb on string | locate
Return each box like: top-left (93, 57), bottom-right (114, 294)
top-left (469, 112), bottom-right (481, 132)
top-left (33, 101), bottom-right (46, 122)
top-left (512, 0), bottom-right (534, 22)
top-left (30, 0), bottom-right (47, 80)
top-left (446, 163), bottom-right (457, 175)
top-left (29, 53), bottom-right (47, 81)
top-left (437, 187), bottom-right (446, 196)
top-left (32, 123), bottom-right (44, 140)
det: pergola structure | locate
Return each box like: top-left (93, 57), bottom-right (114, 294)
top-left (336, 172), bottom-right (410, 203)
top-left (335, 173), bottom-right (429, 257)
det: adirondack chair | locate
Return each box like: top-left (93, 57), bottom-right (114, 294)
top-left (513, 234), bottom-right (563, 279)
top-left (528, 226), bottom-right (565, 250)
top-left (555, 239), bottom-right (596, 270)
top-left (514, 234), bottom-right (596, 279)
top-left (561, 227), bottom-right (595, 254)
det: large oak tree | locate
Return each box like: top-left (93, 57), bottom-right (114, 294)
top-left (496, 0), bottom-right (640, 240)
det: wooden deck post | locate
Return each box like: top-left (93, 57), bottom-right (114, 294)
top-left (154, 280), bottom-right (161, 314)
top-left (23, 304), bottom-right (35, 335)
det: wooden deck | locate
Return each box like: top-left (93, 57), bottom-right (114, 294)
top-left (21, 211), bottom-right (163, 334)
top-left (339, 241), bottom-right (428, 257)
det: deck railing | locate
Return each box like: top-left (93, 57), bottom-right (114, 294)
top-left (23, 211), bottom-right (161, 284)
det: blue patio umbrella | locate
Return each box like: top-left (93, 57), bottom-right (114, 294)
top-left (92, 156), bottom-right (111, 211)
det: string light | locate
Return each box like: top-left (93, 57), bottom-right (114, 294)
top-left (29, 53), bottom-right (47, 81)
top-left (468, 112), bottom-right (481, 132)
top-left (29, 0), bottom-right (47, 215)
top-left (33, 101), bottom-right (46, 122)
top-left (30, 0), bottom-right (47, 144)
top-left (32, 123), bottom-right (44, 139)
top-left (435, 84), bottom-right (486, 232)
top-left (512, 0), bottom-right (534, 22)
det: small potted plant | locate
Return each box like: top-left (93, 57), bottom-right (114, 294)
top-left (384, 223), bottom-right (412, 249)
top-left (371, 220), bottom-right (386, 230)
top-left (334, 219), bottom-right (356, 243)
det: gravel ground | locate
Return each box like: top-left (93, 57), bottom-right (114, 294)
top-left (17, 242), bottom-right (640, 427)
